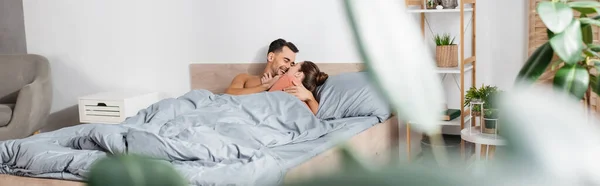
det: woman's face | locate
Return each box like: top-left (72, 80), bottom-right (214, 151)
top-left (287, 62), bottom-right (305, 81)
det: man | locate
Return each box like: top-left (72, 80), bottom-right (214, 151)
top-left (225, 38), bottom-right (299, 95)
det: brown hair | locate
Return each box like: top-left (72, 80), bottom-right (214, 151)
top-left (299, 61), bottom-right (329, 93)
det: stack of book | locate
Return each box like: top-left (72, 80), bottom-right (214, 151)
top-left (442, 109), bottom-right (462, 121)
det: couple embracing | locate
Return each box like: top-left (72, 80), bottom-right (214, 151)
top-left (225, 38), bottom-right (329, 115)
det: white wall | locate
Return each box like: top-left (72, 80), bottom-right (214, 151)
top-left (23, 0), bottom-right (527, 118)
top-left (488, 0), bottom-right (529, 91)
top-left (23, 0), bottom-right (360, 113)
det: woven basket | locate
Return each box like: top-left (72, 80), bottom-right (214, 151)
top-left (435, 45), bottom-right (458, 67)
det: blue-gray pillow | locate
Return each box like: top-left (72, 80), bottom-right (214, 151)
top-left (315, 72), bottom-right (392, 122)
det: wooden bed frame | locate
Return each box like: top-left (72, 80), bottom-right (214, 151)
top-left (189, 63), bottom-right (399, 184)
top-left (0, 63), bottom-right (400, 185)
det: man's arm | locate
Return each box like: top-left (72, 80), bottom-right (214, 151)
top-left (225, 74), bottom-right (269, 95)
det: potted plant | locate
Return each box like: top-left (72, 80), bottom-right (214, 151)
top-left (483, 108), bottom-right (499, 134)
top-left (426, 0), bottom-right (437, 9)
top-left (482, 90), bottom-right (502, 134)
top-left (434, 33), bottom-right (457, 67)
top-left (464, 84), bottom-right (499, 116)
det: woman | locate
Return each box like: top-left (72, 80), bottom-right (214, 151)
top-left (268, 61), bottom-right (329, 115)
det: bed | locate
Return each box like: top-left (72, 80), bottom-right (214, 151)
top-left (0, 63), bottom-right (399, 186)
top-left (189, 63), bottom-right (400, 184)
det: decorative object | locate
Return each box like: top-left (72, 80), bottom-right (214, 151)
top-left (468, 98), bottom-right (484, 134)
top-left (440, 0), bottom-right (457, 9)
top-left (426, 0), bottom-right (437, 9)
top-left (436, 5), bottom-right (443, 10)
top-left (442, 108), bottom-right (461, 121)
top-left (434, 33), bottom-right (458, 67)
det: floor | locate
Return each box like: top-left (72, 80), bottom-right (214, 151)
top-left (397, 122), bottom-right (486, 168)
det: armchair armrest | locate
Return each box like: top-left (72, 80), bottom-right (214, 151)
top-left (4, 57), bottom-right (52, 139)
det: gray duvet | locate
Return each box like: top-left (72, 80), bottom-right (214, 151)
top-left (0, 90), bottom-right (381, 186)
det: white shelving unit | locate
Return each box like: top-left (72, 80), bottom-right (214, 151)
top-left (407, 8), bottom-right (473, 13)
top-left (403, 0), bottom-right (477, 161)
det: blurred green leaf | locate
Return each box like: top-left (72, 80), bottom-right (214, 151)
top-left (551, 60), bottom-right (564, 71)
top-left (338, 145), bottom-right (367, 172)
top-left (87, 154), bottom-right (187, 186)
top-left (582, 24), bottom-right (593, 44)
top-left (553, 63), bottom-right (590, 99)
top-left (342, 0), bottom-right (445, 135)
top-left (591, 74), bottom-right (600, 96)
top-left (516, 42), bottom-right (555, 83)
top-left (591, 60), bottom-right (600, 96)
top-left (588, 44), bottom-right (600, 52)
top-left (547, 28), bottom-right (555, 39)
top-left (584, 48), bottom-right (600, 58)
top-left (580, 17), bottom-right (600, 26)
top-left (550, 19), bottom-right (584, 65)
top-left (538, 1), bottom-right (574, 33)
top-left (592, 59), bottom-right (600, 66)
top-left (569, 1), bottom-right (600, 14)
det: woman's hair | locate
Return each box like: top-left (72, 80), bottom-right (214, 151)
top-left (299, 61), bottom-right (329, 93)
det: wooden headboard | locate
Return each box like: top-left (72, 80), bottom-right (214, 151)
top-left (189, 63), bottom-right (365, 93)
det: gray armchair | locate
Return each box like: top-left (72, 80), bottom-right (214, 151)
top-left (0, 54), bottom-right (52, 141)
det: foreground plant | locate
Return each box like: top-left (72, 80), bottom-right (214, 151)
top-left (87, 154), bottom-right (186, 186)
top-left (516, 0), bottom-right (600, 104)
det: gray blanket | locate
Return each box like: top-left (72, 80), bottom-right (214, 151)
top-left (0, 90), bottom-right (381, 186)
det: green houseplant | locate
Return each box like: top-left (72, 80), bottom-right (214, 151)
top-left (482, 89), bottom-right (502, 134)
top-left (464, 84), bottom-right (502, 134)
top-left (516, 0), bottom-right (600, 107)
top-left (426, 0), bottom-right (437, 9)
top-left (434, 33), bottom-right (458, 67)
top-left (464, 84), bottom-right (499, 115)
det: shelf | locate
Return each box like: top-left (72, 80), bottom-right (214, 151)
top-left (407, 8), bottom-right (473, 13)
top-left (436, 63), bottom-right (473, 74)
top-left (441, 115), bottom-right (471, 126)
top-left (461, 127), bottom-right (506, 146)
top-left (409, 114), bottom-right (471, 126)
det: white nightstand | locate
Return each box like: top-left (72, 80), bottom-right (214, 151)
top-left (78, 91), bottom-right (162, 124)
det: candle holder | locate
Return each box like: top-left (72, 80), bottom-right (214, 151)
top-left (468, 99), bottom-right (484, 135)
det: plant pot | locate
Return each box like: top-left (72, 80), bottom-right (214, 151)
top-left (482, 118), bottom-right (498, 134)
top-left (440, 0), bottom-right (457, 9)
top-left (436, 45), bottom-right (458, 67)
top-left (472, 111), bottom-right (481, 117)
